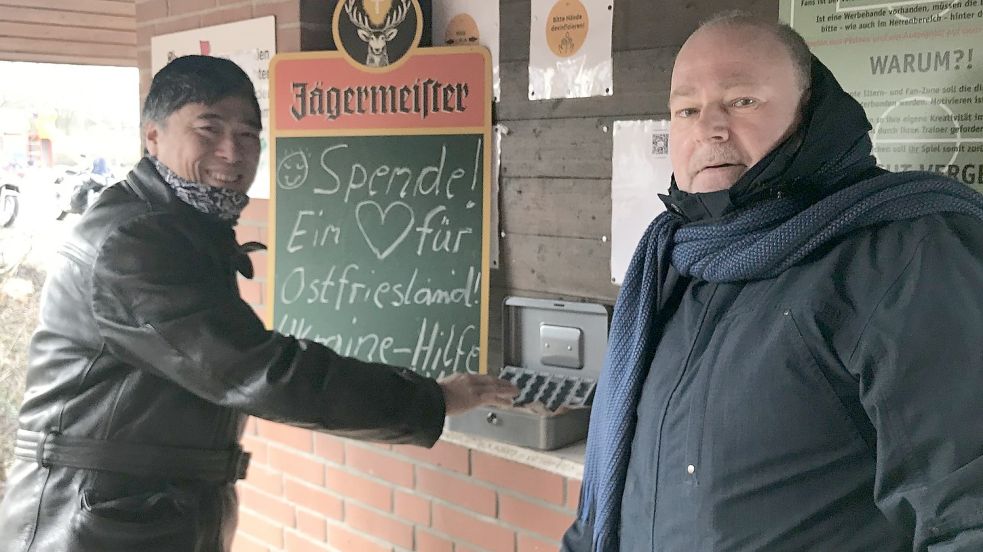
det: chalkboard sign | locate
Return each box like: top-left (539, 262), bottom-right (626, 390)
top-left (268, 48), bottom-right (492, 378)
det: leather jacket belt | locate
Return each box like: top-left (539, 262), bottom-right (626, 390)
top-left (14, 429), bottom-right (250, 483)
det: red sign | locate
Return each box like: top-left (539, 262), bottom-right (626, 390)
top-left (271, 49), bottom-right (490, 133)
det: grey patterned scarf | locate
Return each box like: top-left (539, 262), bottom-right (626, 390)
top-left (150, 156), bottom-right (249, 223)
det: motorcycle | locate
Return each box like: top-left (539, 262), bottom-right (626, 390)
top-left (1, 164), bottom-right (22, 228)
top-left (52, 168), bottom-right (110, 220)
top-left (0, 181), bottom-right (18, 228)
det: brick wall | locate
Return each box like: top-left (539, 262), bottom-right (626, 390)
top-left (136, 2), bottom-right (583, 551)
top-left (234, 418), bottom-right (581, 552)
top-left (236, 200), bottom-right (271, 327)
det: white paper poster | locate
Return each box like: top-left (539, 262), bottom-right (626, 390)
top-left (780, 1), bottom-right (983, 195)
top-left (529, 0), bottom-right (613, 100)
top-left (151, 17), bottom-right (276, 199)
top-left (611, 119), bottom-right (672, 284)
top-left (433, 0), bottom-right (501, 102)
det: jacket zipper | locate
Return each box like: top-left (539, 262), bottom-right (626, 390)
top-left (649, 283), bottom-right (719, 544)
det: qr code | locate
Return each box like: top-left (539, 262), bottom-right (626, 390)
top-left (651, 132), bottom-right (669, 156)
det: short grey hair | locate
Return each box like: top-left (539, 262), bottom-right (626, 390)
top-left (698, 10), bottom-right (813, 91)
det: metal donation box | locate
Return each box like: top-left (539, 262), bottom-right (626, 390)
top-left (448, 297), bottom-right (609, 450)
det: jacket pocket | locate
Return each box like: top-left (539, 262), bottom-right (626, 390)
top-left (784, 309), bottom-right (876, 456)
top-left (68, 487), bottom-right (199, 551)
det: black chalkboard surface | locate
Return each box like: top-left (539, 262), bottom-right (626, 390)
top-left (271, 132), bottom-right (487, 377)
top-left (268, 47), bottom-right (492, 378)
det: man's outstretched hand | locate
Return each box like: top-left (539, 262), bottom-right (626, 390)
top-left (438, 373), bottom-right (519, 416)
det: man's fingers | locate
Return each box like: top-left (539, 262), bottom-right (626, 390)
top-left (487, 378), bottom-right (519, 395)
top-left (480, 381), bottom-right (518, 405)
top-left (477, 377), bottom-right (518, 400)
top-left (437, 373), bottom-right (519, 415)
top-left (487, 383), bottom-right (518, 409)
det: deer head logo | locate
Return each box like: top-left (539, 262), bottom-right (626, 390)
top-left (344, 0), bottom-right (413, 68)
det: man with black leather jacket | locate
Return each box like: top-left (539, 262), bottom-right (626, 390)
top-left (0, 55), bottom-right (516, 552)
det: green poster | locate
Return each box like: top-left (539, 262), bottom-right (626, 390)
top-left (781, 0), bottom-right (983, 194)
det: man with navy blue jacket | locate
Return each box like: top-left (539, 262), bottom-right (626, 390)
top-left (565, 11), bottom-right (983, 552)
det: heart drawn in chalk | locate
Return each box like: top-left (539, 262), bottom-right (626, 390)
top-left (355, 201), bottom-right (415, 260)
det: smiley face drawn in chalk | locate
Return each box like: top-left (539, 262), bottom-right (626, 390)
top-left (277, 150), bottom-right (309, 190)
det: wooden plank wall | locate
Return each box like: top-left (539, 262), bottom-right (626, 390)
top-left (487, 0), bottom-right (775, 364)
top-left (0, 0), bottom-right (136, 66)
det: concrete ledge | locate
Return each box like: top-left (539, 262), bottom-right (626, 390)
top-left (441, 429), bottom-right (585, 480)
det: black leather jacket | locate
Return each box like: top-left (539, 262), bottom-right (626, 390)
top-left (0, 158), bottom-right (446, 551)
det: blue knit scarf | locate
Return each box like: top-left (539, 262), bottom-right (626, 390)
top-left (576, 170), bottom-right (983, 550)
